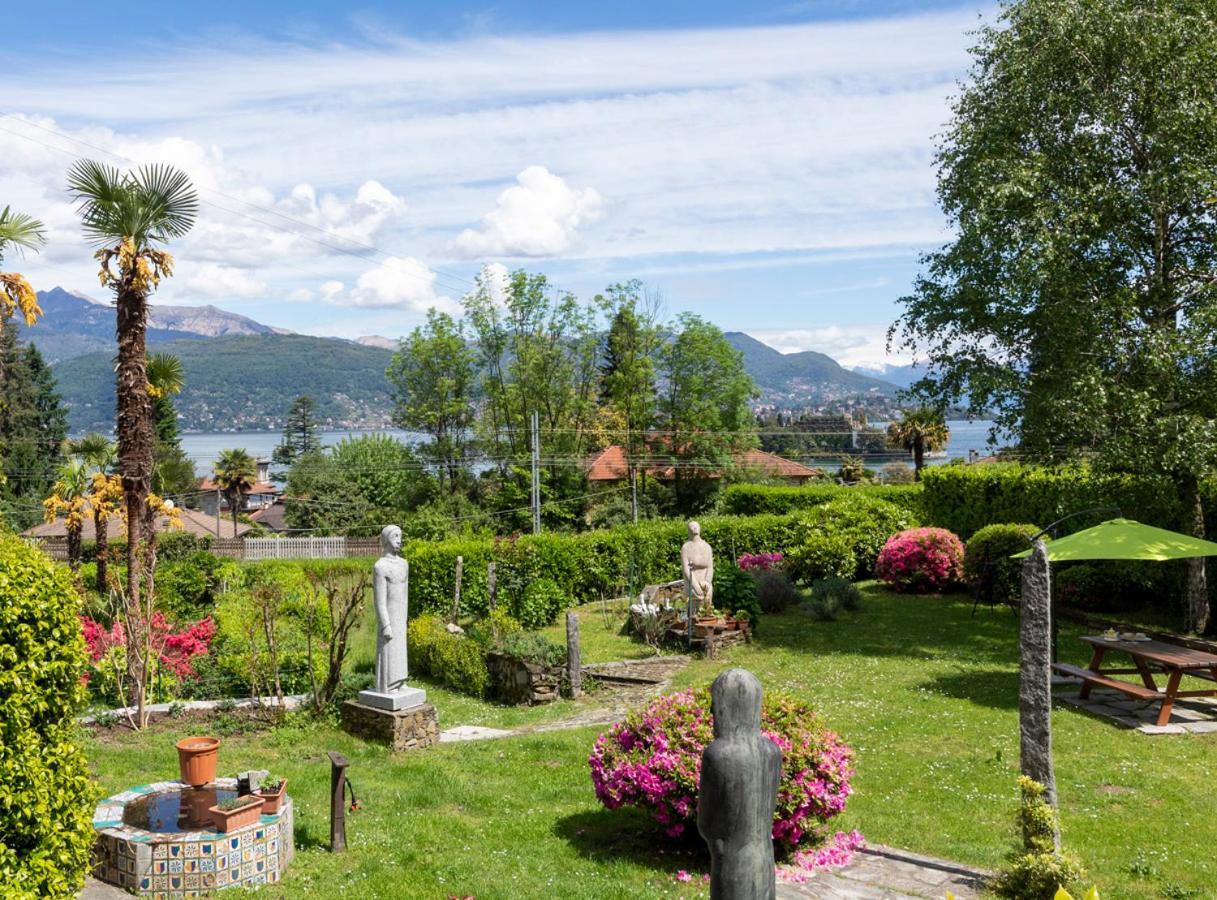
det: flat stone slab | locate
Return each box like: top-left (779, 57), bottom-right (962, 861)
top-left (439, 725), bottom-right (514, 743)
top-left (777, 845), bottom-right (988, 899)
top-left (1055, 686), bottom-right (1217, 734)
top-left (80, 877), bottom-right (129, 899)
top-left (358, 687), bottom-right (427, 711)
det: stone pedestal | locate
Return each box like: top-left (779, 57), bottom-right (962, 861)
top-left (341, 700), bottom-right (439, 752)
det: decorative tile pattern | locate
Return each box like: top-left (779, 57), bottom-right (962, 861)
top-left (91, 783), bottom-right (293, 897)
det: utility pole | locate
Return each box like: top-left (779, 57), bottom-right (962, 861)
top-left (215, 488), bottom-right (222, 537)
top-left (631, 468), bottom-right (639, 525)
top-left (530, 410), bottom-right (541, 534)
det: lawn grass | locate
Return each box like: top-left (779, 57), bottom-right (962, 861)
top-left (83, 585), bottom-right (1217, 898)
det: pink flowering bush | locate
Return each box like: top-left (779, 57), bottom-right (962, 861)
top-left (737, 552), bottom-right (784, 573)
top-left (875, 527), bottom-right (965, 593)
top-left (81, 613), bottom-right (215, 700)
top-left (589, 689), bottom-right (853, 854)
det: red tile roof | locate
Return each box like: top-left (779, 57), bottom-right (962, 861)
top-left (585, 445), bottom-right (822, 482)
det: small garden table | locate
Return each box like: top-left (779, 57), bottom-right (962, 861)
top-left (1053, 635), bottom-right (1217, 726)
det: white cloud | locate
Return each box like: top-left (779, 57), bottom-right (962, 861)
top-left (477, 262), bottom-right (512, 306)
top-left (321, 257), bottom-right (458, 313)
top-left (178, 262), bottom-right (267, 299)
top-left (452, 166), bottom-right (602, 258)
top-left (746, 324), bottom-right (919, 370)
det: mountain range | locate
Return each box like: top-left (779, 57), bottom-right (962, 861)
top-left (35, 288), bottom-right (901, 432)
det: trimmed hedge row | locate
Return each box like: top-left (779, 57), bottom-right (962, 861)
top-left (405, 513), bottom-right (808, 619)
top-left (718, 483), bottom-right (924, 517)
top-left (919, 464), bottom-right (1187, 540)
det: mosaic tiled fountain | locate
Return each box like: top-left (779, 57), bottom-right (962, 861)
top-left (91, 777), bottom-right (295, 896)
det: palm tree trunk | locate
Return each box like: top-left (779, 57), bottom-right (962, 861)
top-left (94, 507), bottom-right (108, 592)
top-left (67, 523), bottom-right (82, 571)
top-left (913, 439), bottom-right (925, 481)
top-left (231, 490), bottom-right (241, 534)
top-left (115, 284), bottom-right (154, 728)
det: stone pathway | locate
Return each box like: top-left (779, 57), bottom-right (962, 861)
top-left (1055, 684), bottom-right (1217, 734)
top-left (80, 877), bottom-right (128, 899)
top-left (777, 845), bottom-right (988, 899)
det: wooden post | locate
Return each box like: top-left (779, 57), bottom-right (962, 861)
top-left (327, 751), bottom-right (349, 853)
top-left (566, 610), bottom-right (582, 699)
top-left (452, 555), bottom-right (463, 624)
top-left (487, 562), bottom-right (497, 610)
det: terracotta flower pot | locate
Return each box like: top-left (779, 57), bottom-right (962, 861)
top-left (208, 796), bottom-right (264, 833)
top-left (257, 779), bottom-right (288, 815)
top-left (176, 736), bottom-right (220, 788)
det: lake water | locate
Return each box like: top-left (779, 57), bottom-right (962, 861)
top-left (179, 420), bottom-right (1000, 474)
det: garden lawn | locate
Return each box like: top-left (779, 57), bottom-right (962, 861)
top-left (83, 585), bottom-right (1217, 898)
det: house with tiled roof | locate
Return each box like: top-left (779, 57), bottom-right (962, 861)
top-left (585, 444), bottom-right (822, 484)
top-left (199, 457), bottom-right (281, 518)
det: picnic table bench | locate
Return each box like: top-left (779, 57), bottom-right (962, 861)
top-left (1052, 635), bottom-right (1217, 726)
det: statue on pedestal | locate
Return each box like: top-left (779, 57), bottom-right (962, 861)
top-left (698, 668), bottom-right (782, 900)
top-left (681, 520), bottom-right (715, 619)
top-left (358, 525), bottom-right (426, 711)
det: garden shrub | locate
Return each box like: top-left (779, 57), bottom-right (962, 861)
top-left (992, 777), bottom-right (1086, 899)
top-left (712, 561), bottom-right (762, 628)
top-left (589, 688), bottom-right (853, 853)
top-left (509, 577), bottom-right (567, 630)
top-left (408, 613), bottom-right (489, 697)
top-left (787, 531), bottom-right (857, 583)
top-left (802, 577), bottom-right (863, 621)
top-left (1053, 561), bottom-right (1167, 613)
top-left (876, 527), bottom-right (965, 593)
top-left (786, 495), bottom-right (918, 583)
top-left (754, 569), bottom-right (800, 612)
top-left (964, 524), bottom-right (1038, 607)
top-left (720, 482), bottom-right (923, 517)
top-left (0, 536), bottom-right (95, 897)
top-left (495, 631), bottom-right (566, 668)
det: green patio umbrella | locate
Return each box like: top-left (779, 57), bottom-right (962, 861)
top-left (1012, 517), bottom-right (1217, 562)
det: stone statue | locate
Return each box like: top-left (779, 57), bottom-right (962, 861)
top-left (698, 668), bottom-right (782, 900)
top-left (681, 520), bottom-right (715, 618)
top-left (358, 525), bottom-right (426, 712)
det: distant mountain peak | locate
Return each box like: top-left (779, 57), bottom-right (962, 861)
top-left (355, 335), bottom-right (397, 350)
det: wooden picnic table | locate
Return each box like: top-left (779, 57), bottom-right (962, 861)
top-left (1052, 635), bottom-right (1217, 727)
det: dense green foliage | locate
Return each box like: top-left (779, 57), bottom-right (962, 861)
top-left (993, 778), bottom-right (1086, 899)
top-left (711, 561), bottom-right (762, 628)
top-left (272, 395), bottom-right (321, 468)
top-left (719, 482), bottom-right (923, 517)
top-left (510, 577), bottom-right (568, 630)
top-left (0, 325), bottom-right (67, 529)
top-left (964, 524), bottom-right (1039, 608)
top-left (785, 495), bottom-right (918, 583)
top-left (0, 537), bottom-right (94, 897)
top-left (408, 614), bottom-right (490, 698)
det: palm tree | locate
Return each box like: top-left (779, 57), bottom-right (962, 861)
top-left (886, 408), bottom-right (950, 481)
top-left (66, 162), bottom-right (196, 573)
top-left (42, 458), bottom-right (90, 569)
top-left (0, 206), bottom-right (47, 390)
top-left (67, 160), bottom-right (197, 729)
top-left (214, 448), bottom-right (256, 533)
top-left (68, 432), bottom-right (118, 590)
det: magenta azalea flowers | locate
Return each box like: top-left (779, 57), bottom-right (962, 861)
top-left (875, 527), bottom-right (965, 592)
top-left (589, 688), bottom-right (853, 854)
top-left (737, 552), bottom-right (784, 572)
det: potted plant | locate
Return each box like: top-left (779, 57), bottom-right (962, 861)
top-left (257, 775), bottom-right (289, 814)
top-left (208, 794), bottom-right (265, 833)
top-left (176, 736), bottom-right (221, 788)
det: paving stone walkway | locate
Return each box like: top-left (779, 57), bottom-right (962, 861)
top-left (1055, 684), bottom-right (1217, 734)
top-left (777, 845), bottom-right (988, 899)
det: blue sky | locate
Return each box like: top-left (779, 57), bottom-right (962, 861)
top-left (1, 1), bottom-right (991, 370)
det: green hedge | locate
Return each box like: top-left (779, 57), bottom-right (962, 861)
top-left (405, 513), bottom-right (806, 618)
top-left (0, 536), bottom-right (95, 897)
top-left (919, 464), bottom-right (1184, 540)
top-left (718, 482), bottom-right (924, 518)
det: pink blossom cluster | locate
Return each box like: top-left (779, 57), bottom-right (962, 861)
top-left (589, 689), bottom-right (854, 854)
top-left (776, 830), bottom-right (867, 884)
top-left (80, 613), bottom-right (215, 680)
top-left (875, 527), bottom-right (965, 592)
top-left (737, 552), bottom-right (784, 572)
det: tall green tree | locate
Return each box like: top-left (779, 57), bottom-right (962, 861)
top-left (0, 330), bottom-right (67, 526)
top-left (146, 352), bottom-right (195, 500)
top-left (67, 159), bottom-right (197, 725)
top-left (891, 0), bottom-right (1217, 631)
top-left (272, 395), bottom-right (321, 469)
top-left (886, 408), bottom-right (950, 481)
top-left (213, 448), bottom-right (257, 533)
top-left (656, 314), bottom-right (757, 513)
top-left (386, 312), bottom-right (476, 489)
top-left (597, 281), bottom-right (661, 496)
top-left (463, 269), bottom-right (600, 505)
